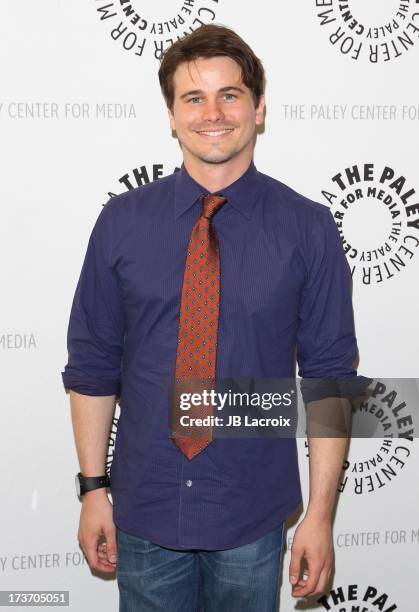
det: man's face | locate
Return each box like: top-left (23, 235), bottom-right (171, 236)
top-left (168, 55), bottom-right (265, 166)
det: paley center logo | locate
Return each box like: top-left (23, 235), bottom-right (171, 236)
top-left (315, 0), bottom-right (419, 63)
top-left (305, 379), bottom-right (415, 496)
top-left (94, 0), bottom-right (220, 60)
top-left (317, 582), bottom-right (399, 611)
top-left (321, 163), bottom-right (419, 285)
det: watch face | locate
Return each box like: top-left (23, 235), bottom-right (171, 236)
top-left (75, 474), bottom-right (81, 497)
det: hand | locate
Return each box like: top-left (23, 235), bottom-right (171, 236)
top-left (289, 514), bottom-right (334, 598)
top-left (77, 489), bottom-right (117, 573)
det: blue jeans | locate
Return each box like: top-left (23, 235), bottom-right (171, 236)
top-left (116, 522), bottom-right (285, 612)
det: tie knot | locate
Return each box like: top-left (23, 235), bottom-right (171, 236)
top-left (200, 194), bottom-right (227, 220)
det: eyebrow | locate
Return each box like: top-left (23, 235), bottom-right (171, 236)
top-left (179, 86), bottom-right (245, 100)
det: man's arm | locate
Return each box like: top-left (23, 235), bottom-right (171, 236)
top-left (290, 397), bottom-right (351, 597)
top-left (70, 391), bottom-right (115, 477)
top-left (70, 390), bottom-right (119, 573)
top-left (61, 200), bottom-right (126, 574)
top-left (306, 395), bottom-right (352, 518)
top-left (290, 207), bottom-right (369, 598)
top-left (306, 434), bottom-right (348, 521)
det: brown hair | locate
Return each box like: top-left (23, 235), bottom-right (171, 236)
top-left (158, 24), bottom-right (265, 112)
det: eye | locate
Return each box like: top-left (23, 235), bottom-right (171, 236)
top-left (224, 93), bottom-right (237, 101)
top-left (188, 96), bottom-right (202, 104)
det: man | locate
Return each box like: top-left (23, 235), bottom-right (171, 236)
top-left (62, 23), bottom-right (368, 611)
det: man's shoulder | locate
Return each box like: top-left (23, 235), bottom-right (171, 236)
top-left (257, 170), bottom-right (330, 222)
top-left (105, 171), bottom-right (177, 212)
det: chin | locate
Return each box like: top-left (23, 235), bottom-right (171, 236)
top-left (193, 148), bottom-right (239, 165)
top-left (199, 154), bottom-right (234, 164)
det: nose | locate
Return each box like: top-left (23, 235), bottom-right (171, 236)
top-left (202, 98), bottom-right (225, 123)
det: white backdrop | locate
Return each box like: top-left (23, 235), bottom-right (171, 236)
top-left (1, 1), bottom-right (418, 610)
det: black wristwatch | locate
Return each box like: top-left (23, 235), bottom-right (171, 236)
top-left (75, 472), bottom-right (110, 498)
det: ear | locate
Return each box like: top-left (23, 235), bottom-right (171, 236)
top-left (255, 94), bottom-right (265, 126)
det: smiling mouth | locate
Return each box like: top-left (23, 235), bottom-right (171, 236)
top-left (196, 128), bottom-right (235, 137)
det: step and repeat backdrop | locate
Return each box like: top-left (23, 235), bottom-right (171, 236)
top-left (1, 1), bottom-right (418, 610)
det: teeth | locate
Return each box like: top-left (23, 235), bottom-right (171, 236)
top-left (199, 129), bottom-right (233, 137)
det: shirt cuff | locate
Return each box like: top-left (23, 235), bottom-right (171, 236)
top-left (61, 372), bottom-right (121, 397)
top-left (300, 375), bottom-right (373, 404)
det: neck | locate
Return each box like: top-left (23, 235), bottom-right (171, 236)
top-left (182, 151), bottom-right (254, 194)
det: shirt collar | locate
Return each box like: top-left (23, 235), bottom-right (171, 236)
top-left (174, 159), bottom-right (261, 221)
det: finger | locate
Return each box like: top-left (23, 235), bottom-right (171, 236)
top-left (95, 559), bottom-right (117, 572)
top-left (295, 570), bottom-right (309, 587)
top-left (292, 562), bottom-right (322, 597)
top-left (309, 564), bottom-right (331, 596)
top-left (103, 526), bottom-right (118, 564)
top-left (97, 555), bottom-right (117, 570)
top-left (81, 534), bottom-right (101, 569)
top-left (95, 546), bottom-right (117, 571)
top-left (97, 547), bottom-right (109, 561)
top-left (78, 528), bottom-right (116, 574)
top-left (82, 535), bottom-right (115, 572)
top-left (98, 557), bottom-right (117, 570)
top-left (289, 546), bottom-right (304, 586)
top-left (97, 542), bottom-right (116, 567)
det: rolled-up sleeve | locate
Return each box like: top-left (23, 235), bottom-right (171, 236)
top-left (61, 201), bottom-right (126, 397)
top-left (297, 208), bottom-right (371, 403)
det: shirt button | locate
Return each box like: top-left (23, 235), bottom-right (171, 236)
top-left (186, 480), bottom-right (193, 487)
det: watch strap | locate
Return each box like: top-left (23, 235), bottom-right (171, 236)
top-left (77, 472), bottom-right (110, 496)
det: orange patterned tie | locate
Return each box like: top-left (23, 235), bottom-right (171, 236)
top-left (170, 194), bottom-right (227, 460)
